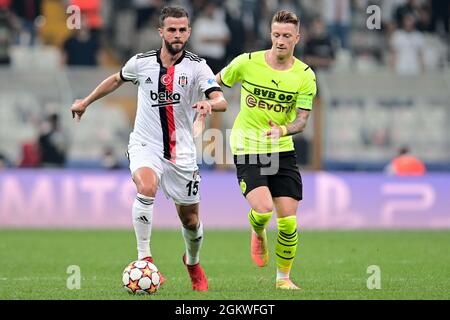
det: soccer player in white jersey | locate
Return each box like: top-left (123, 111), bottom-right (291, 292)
top-left (70, 6), bottom-right (227, 292)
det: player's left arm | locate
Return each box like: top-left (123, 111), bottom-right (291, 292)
top-left (193, 59), bottom-right (228, 116)
top-left (286, 68), bottom-right (316, 135)
top-left (192, 91), bottom-right (227, 138)
top-left (266, 68), bottom-right (317, 139)
top-left (287, 109), bottom-right (311, 134)
top-left (193, 90), bottom-right (228, 115)
top-left (265, 109), bottom-right (310, 139)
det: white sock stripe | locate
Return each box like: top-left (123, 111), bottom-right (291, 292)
top-left (136, 193), bottom-right (154, 199)
top-left (136, 193), bottom-right (154, 200)
top-left (136, 198), bottom-right (153, 206)
top-left (136, 195), bottom-right (154, 206)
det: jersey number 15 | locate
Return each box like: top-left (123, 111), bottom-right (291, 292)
top-left (186, 181), bottom-right (199, 196)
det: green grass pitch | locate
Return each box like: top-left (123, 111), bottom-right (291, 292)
top-left (0, 230), bottom-right (449, 300)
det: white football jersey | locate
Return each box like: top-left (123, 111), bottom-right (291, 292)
top-left (121, 49), bottom-right (221, 170)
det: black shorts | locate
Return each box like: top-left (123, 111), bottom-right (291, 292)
top-left (233, 151), bottom-right (303, 201)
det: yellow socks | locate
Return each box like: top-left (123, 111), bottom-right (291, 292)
top-left (248, 209), bottom-right (273, 236)
top-left (275, 216), bottom-right (298, 278)
top-left (248, 211), bottom-right (299, 281)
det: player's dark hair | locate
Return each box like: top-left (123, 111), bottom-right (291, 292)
top-left (272, 10), bottom-right (300, 30)
top-left (159, 6), bottom-right (189, 27)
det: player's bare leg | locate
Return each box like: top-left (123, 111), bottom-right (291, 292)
top-left (132, 167), bottom-right (165, 284)
top-left (246, 187), bottom-right (273, 267)
top-left (273, 197), bottom-right (300, 290)
top-left (177, 203), bottom-right (208, 291)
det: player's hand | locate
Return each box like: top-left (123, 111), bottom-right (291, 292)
top-left (193, 113), bottom-right (206, 138)
top-left (192, 100), bottom-right (212, 116)
top-left (71, 99), bottom-right (88, 122)
top-left (264, 120), bottom-right (285, 141)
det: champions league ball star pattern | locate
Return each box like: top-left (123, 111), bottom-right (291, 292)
top-left (122, 260), bottom-right (161, 295)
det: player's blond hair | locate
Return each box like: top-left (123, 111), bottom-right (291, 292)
top-left (271, 10), bottom-right (300, 30)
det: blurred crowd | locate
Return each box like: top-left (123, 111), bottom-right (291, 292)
top-left (0, 0), bottom-right (448, 74)
top-left (0, 0), bottom-right (448, 171)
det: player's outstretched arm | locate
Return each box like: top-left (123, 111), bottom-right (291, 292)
top-left (70, 72), bottom-right (124, 122)
top-left (192, 91), bottom-right (228, 115)
top-left (192, 91), bottom-right (228, 138)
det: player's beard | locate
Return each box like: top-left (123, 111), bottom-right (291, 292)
top-left (164, 39), bottom-right (187, 56)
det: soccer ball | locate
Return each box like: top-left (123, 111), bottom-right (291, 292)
top-left (122, 260), bottom-right (161, 295)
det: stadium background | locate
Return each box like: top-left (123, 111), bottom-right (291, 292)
top-left (0, 0), bottom-right (449, 300)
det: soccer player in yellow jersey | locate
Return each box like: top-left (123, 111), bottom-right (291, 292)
top-left (216, 10), bottom-right (317, 289)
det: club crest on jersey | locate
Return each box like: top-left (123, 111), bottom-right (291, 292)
top-left (161, 74), bottom-right (173, 86)
top-left (178, 73), bottom-right (188, 87)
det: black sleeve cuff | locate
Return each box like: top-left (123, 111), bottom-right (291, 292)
top-left (204, 87), bottom-right (223, 99)
top-left (120, 70), bottom-right (133, 83)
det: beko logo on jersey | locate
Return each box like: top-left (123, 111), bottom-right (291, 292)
top-left (150, 90), bottom-right (181, 107)
top-left (150, 90), bottom-right (180, 101)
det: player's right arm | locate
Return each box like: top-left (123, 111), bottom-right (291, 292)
top-left (71, 72), bottom-right (124, 122)
top-left (71, 55), bottom-right (138, 122)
